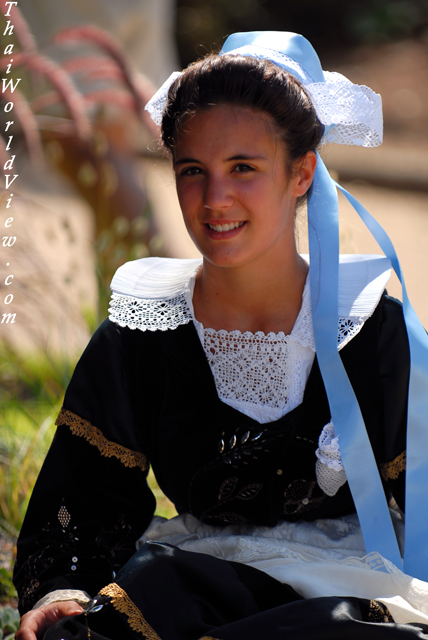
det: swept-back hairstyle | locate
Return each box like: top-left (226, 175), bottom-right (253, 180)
top-left (161, 53), bottom-right (323, 173)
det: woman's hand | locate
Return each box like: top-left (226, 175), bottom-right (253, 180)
top-left (16, 601), bottom-right (84, 640)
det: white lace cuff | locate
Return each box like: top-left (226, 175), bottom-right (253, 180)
top-left (315, 422), bottom-right (347, 497)
top-left (32, 589), bottom-right (91, 610)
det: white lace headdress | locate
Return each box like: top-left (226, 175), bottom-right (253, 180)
top-left (145, 35), bottom-right (382, 149)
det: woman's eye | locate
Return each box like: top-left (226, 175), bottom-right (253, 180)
top-left (180, 166), bottom-right (203, 176)
top-left (234, 164), bottom-right (253, 173)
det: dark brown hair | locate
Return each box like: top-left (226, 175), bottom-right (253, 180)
top-left (161, 53), bottom-right (323, 174)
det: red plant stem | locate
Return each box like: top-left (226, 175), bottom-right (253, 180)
top-left (62, 55), bottom-right (121, 78)
top-left (54, 26), bottom-right (155, 122)
top-left (30, 90), bottom-right (61, 113)
top-left (10, 51), bottom-right (91, 141)
top-left (1, 88), bottom-right (43, 163)
top-left (84, 89), bottom-right (137, 109)
top-left (0, 3), bottom-right (37, 52)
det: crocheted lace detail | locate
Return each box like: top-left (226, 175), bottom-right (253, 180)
top-left (338, 316), bottom-right (365, 349)
top-left (56, 408), bottom-right (149, 472)
top-left (199, 328), bottom-right (310, 412)
top-left (316, 422), bottom-right (344, 472)
top-left (308, 71), bottom-right (383, 147)
top-left (315, 422), bottom-right (347, 497)
top-left (193, 278), bottom-right (314, 418)
top-left (99, 583), bottom-right (161, 640)
top-left (109, 283), bottom-right (364, 348)
top-left (195, 280), bottom-right (365, 416)
top-left (109, 291), bottom-right (193, 332)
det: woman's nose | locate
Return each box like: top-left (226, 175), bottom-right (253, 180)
top-left (203, 175), bottom-right (234, 210)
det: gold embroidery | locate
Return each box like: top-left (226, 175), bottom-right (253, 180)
top-left (380, 451), bottom-right (406, 481)
top-left (368, 599), bottom-right (394, 623)
top-left (56, 408), bottom-right (149, 472)
top-left (99, 583), bottom-right (161, 639)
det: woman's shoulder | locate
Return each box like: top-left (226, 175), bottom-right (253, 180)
top-left (108, 257), bottom-right (202, 332)
top-left (111, 257), bottom-right (202, 299)
top-left (334, 254), bottom-right (392, 348)
top-left (336, 254), bottom-right (391, 318)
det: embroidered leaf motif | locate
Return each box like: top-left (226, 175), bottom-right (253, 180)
top-left (218, 512), bottom-right (248, 525)
top-left (236, 483), bottom-right (263, 500)
top-left (218, 476), bottom-right (238, 500)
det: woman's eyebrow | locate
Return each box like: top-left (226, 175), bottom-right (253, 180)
top-left (174, 157), bottom-right (201, 165)
top-left (174, 154), bottom-right (268, 165)
top-left (228, 154), bottom-right (267, 161)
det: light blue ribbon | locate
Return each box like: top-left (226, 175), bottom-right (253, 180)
top-left (334, 181), bottom-right (428, 580)
top-left (220, 31), bottom-right (326, 83)
top-left (308, 157), bottom-right (403, 569)
top-left (220, 31), bottom-right (428, 579)
top-left (308, 154), bottom-right (428, 579)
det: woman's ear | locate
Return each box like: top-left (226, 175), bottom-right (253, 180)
top-left (292, 151), bottom-right (317, 197)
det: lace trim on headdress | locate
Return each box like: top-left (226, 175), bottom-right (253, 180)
top-left (223, 42), bottom-right (383, 148)
top-left (308, 72), bottom-right (382, 147)
top-left (145, 71), bottom-right (182, 126)
top-left (99, 583), bottom-right (161, 639)
top-left (56, 408), bottom-right (149, 472)
top-left (145, 49), bottom-right (382, 148)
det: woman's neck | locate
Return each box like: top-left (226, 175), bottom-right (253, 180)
top-left (192, 251), bottom-right (308, 335)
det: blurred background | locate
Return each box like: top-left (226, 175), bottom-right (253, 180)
top-left (0, 0), bottom-right (427, 622)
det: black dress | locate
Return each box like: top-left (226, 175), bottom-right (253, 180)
top-left (14, 257), bottom-right (427, 639)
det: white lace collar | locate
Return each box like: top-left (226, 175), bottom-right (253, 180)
top-left (109, 255), bottom-right (391, 350)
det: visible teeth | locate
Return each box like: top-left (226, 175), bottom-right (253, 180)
top-left (208, 222), bottom-right (244, 232)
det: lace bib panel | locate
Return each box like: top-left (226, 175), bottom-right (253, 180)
top-left (193, 274), bottom-right (315, 425)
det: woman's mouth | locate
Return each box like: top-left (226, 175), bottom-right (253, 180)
top-left (207, 221), bottom-right (245, 232)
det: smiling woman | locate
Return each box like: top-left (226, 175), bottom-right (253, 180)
top-left (14, 32), bottom-right (428, 640)
top-left (173, 105), bottom-right (315, 333)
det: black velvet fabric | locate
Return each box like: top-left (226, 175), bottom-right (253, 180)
top-left (43, 543), bottom-right (428, 640)
top-left (14, 292), bottom-right (410, 631)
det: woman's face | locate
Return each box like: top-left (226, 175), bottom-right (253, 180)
top-left (173, 105), bottom-right (315, 271)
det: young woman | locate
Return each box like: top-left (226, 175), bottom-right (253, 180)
top-left (15, 31), bottom-right (428, 640)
